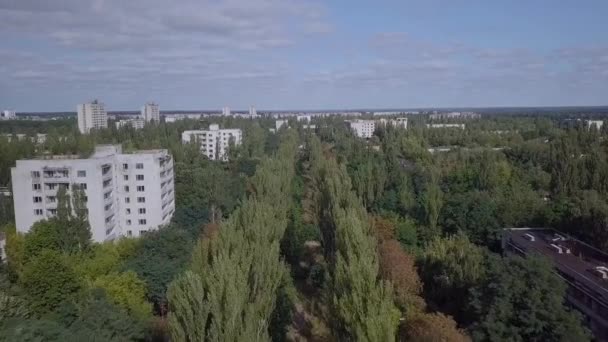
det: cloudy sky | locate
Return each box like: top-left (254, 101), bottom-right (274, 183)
top-left (1, 0), bottom-right (607, 111)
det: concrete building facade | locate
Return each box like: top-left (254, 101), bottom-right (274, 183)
top-left (116, 119), bottom-right (145, 130)
top-left (1, 110), bottom-right (16, 120)
top-left (77, 100), bottom-right (108, 134)
top-left (182, 124), bottom-right (242, 161)
top-left (11, 145), bottom-right (174, 242)
top-left (348, 120), bottom-right (376, 138)
top-left (141, 103), bottom-right (160, 122)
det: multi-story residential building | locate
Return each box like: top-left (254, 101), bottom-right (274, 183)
top-left (1, 110), bottom-right (16, 120)
top-left (11, 145), bottom-right (174, 242)
top-left (182, 124), bottom-right (242, 161)
top-left (141, 103), bottom-right (160, 122)
top-left (249, 106), bottom-right (257, 117)
top-left (77, 100), bottom-right (108, 134)
top-left (378, 117), bottom-right (408, 129)
top-left (115, 119), bottom-right (145, 130)
top-left (587, 120), bottom-right (604, 131)
top-left (276, 120), bottom-right (288, 130)
top-left (348, 120), bottom-right (376, 138)
top-left (426, 123), bottom-right (466, 129)
top-left (429, 112), bottom-right (481, 120)
top-left (222, 107), bottom-right (231, 116)
top-left (297, 115), bottom-right (312, 123)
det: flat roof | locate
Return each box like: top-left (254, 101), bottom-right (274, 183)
top-left (505, 228), bottom-right (608, 304)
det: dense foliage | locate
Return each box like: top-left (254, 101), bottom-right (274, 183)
top-left (1, 114), bottom-right (604, 340)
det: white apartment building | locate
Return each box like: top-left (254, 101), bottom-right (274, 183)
top-left (276, 120), bottom-right (288, 130)
top-left (348, 120), bottom-right (376, 138)
top-left (11, 145), bottom-right (174, 242)
top-left (182, 124), bottom-right (242, 161)
top-left (297, 115), bottom-right (312, 123)
top-left (249, 106), bottom-right (257, 117)
top-left (378, 117), bottom-right (408, 129)
top-left (586, 120), bottom-right (604, 131)
top-left (141, 103), bottom-right (160, 122)
top-left (77, 100), bottom-right (108, 134)
top-left (222, 107), bottom-right (231, 116)
top-left (116, 119), bottom-right (145, 130)
top-left (1, 110), bottom-right (16, 120)
top-left (426, 123), bottom-right (466, 129)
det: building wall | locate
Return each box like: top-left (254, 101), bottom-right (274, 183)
top-left (11, 146), bottom-right (174, 242)
top-left (182, 126), bottom-right (242, 161)
top-left (349, 120), bottom-right (375, 138)
top-left (141, 103), bottom-right (160, 122)
top-left (78, 101), bottom-right (108, 134)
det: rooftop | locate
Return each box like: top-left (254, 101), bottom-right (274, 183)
top-left (504, 228), bottom-right (608, 304)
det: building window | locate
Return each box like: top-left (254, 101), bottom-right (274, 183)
top-left (137, 186), bottom-right (145, 192)
top-left (47, 196), bottom-right (56, 203)
top-left (139, 219), bottom-right (147, 225)
top-left (105, 203), bottom-right (112, 211)
top-left (32, 183), bottom-right (41, 190)
top-left (124, 186), bottom-right (130, 192)
top-left (137, 197), bottom-right (145, 203)
top-left (127, 230), bottom-right (132, 236)
top-left (33, 196), bottom-right (42, 203)
top-left (104, 191), bottom-right (112, 199)
top-left (77, 170), bottom-right (86, 177)
top-left (34, 209), bottom-right (43, 215)
top-left (127, 219), bottom-right (132, 225)
top-left (136, 174), bottom-right (144, 181)
top-left (136, 163), bottom-right (144, 169)
top-left (31, 171), bottom-right (40, 178)
top-left (126, 208), bottom-right (131, 214)
top-left (125, 197), bottom-right (130, 204)
top-left (123, 163), bottom-right (128, 170)
top-left (139, 208), bottom-right (146, 214)
top-left (123, 175), bottom-right (129, 181)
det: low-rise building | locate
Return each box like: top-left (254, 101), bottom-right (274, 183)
top-left (182, 124), bottom-right (242, 161)
top-left (587, 120), bottom-right (604, 131)
top-left (11, 145), bottom-right (175, 242)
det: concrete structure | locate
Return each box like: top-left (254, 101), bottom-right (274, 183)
top-left (141, 103), bottom-right (160, 122)
top-left (77, 100), bottom-right (107, 134)
top-left (1, 133), bottom-right (49, 144)
top-left (115, 119), bottom-right (145, 130)
top-left (222, 107), bottom-right (231, 116)
top-left (297, 115), bottom-right (312, 123)
top-left (426, 123), bottom-right (466, 129)
top-left (587, 120), bottom-right (604, 131)
top-left (1, 110), bottom-right (16, 120)
top-left (276, 120), bottom-right (288, 130)
top-left (182, 124), bottom-right (242, 161)
top-left (503, 228), bottom-right (608, 341)
top-left (348, 120), bottom-right (376, 138)
top-left (249, 106), bottom-right (257, 117)
top-left (11, 145), bottom-right (174, 242)
top-left (378, 117), bottom-right (408, 129)
top-left (429, 112), bottom-right (481, 120)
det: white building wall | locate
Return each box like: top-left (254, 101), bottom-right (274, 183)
top-left (78, 100), bottom-right (107, 134)
top-left (349, 120), bottom-right (375, 138)
top-left (182, 125), bottom-right (242, 161)
top-left (141, 103), bottom-right (160, 122)
top-left (587, 120), bottom-right (604, 131)
top-left (11, 145), bottom-right (174, 242)
top-left (1, 110), bottom-right (16, 120)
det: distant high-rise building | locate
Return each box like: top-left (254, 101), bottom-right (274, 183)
top-left (11, 145), bottom-right (174, 242)
top-left (222, 107), bottom-right (231, 116)
top-left (77, 100), bottom-right (107, 134)
top-left (1, 110), bottom-right (16, 120)
top-left (182, 124), bottom-right (242, 161)
top-left (141, 103), bottom-right (160, 122)
top-left (249, 106), bottom-right (257, 117)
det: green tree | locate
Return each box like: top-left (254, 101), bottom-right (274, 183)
top-left (469, 255), bottom-right (589, 341)
top-left (20, 249), bottom-right (81, 314)
top-left (93, 271), bottom-right (152, 320)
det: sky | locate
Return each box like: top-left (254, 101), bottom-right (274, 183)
top-left (1, 0), bottom-right (607, 111)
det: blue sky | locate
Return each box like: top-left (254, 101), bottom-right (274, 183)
top-left (1, 0), bottom-right (607, 111)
